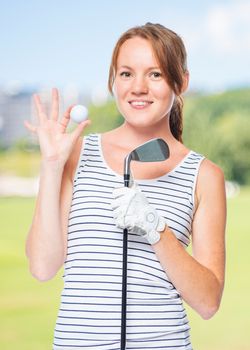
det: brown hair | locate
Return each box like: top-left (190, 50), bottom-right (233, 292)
top-left (108, 23), bottom-right (188, 142)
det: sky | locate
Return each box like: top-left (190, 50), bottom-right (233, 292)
top-left (0, 0), bottom-right (250, 96)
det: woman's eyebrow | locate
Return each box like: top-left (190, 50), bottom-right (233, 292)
top-left (118, 65), bottom-right (161, 70)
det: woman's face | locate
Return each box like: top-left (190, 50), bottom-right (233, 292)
top-left (113, 37), bottom-right (175, 129)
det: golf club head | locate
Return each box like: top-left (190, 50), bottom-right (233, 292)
top-left (131, 138), bottom-right (169, 162)
top-left (124, 138), bottom-right (170, 186)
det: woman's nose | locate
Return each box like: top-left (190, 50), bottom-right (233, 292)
top-left (131, 75), bottom-right (148, 95)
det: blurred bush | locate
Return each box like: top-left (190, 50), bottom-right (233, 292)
top-left (87, 99), bottom-right (123, 134)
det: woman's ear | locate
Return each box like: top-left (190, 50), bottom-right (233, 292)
top-left (181, 71), bottom-right (189, 93)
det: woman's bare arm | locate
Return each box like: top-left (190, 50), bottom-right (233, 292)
top-left (25, 88), bottom-right (89, 281)
top-left (153, 159), bottom-right (226, 319)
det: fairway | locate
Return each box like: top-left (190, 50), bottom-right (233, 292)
top-left (0, 189), bottom-right (249, 350)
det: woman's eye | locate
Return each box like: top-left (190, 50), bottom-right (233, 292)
top-left (120, 71), bottom-right (131, 78)
top-left (151, 72), bottom-right (162, 79)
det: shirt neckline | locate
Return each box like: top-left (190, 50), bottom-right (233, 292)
top-left (96, 133), bottom-right (193, 182)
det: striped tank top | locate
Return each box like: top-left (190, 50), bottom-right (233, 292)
top-left (53, 133), bottom-right (205, 350)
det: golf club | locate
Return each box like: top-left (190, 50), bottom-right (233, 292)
top-left (120, 138), bottom-right (170, 350)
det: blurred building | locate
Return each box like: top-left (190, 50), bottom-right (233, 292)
top-left (0, 89), bottom-right (32, 148)
top-left (0, 85), bottom-right (91, 148)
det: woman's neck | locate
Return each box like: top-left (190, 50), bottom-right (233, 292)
top-left (110, 119), bottom-right (180, 152)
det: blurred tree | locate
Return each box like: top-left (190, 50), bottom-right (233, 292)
top-left (183, 89), bottom-right (250, 184)
top-left (87, 99), bottom-right (123, 134)
top-left (216, 112), bottom-right (250, 184)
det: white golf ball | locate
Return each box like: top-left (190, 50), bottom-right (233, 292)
top-left (70, 105), bottom-right (88, 123)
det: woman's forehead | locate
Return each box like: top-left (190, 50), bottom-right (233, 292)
top-left (116, 37), bottom-right (159, 68)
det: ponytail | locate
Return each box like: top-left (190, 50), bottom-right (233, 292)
top-left (169, 96), bottom-right (184, 143)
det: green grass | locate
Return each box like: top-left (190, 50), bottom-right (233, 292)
top-left (0, 197), bottom-right (63, 350)
top-left (0, 189), bottom-right (249, 350)
top-left (187, 187), bottom-right (250, 350)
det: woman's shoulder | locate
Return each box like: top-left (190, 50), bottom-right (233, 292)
top-left (196, 157), bottom-right (225, 205)
top-left (199, 158), bottom-right (225, 182)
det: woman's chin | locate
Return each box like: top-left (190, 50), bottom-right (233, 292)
top-left (124, 116), bottom-right (168, 130)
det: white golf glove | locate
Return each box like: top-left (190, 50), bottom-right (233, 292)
top-left (112, 184), bottom-right (166, 245)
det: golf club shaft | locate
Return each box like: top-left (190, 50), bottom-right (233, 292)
top-left (120, 138), bottom-right (169, 349)
top-left (121, 227), bottom-right (128, 350)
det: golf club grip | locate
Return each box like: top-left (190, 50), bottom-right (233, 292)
top-left (121, 227), bottom-right (128, 349)
top-left (124, 174), bottom-right (130, 188)
top-left (121, 175), bottom-right (129, 349)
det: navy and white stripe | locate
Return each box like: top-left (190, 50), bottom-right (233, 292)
top-left (53, 133), bottom-right (204, 350)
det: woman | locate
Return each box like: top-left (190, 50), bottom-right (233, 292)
top-left (25, 23), bottom-right (226, 350)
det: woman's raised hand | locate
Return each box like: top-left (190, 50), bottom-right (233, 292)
top-left (24, 88), bottom-right (90, 166)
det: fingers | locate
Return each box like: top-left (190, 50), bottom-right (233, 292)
top-left (71, 119), bottom-right (91, 142)
top-left (111, 188), bottom-right (137, 212)
top-left (113, 187), bottom-right (131, 198)
top-left (111, 198), bottom-right (122, 210)
top-left (24, 120), bottom-right (37, 133)
top-left (33, 93), bottom-right (47, 123)
top-left (59, 105), bottom-right (74, 132)
top-left (112, 186), bottom-right (138, 203)
top-left (33, 88), bottom-right (59, 124)
top-left (50, 88), bottom-right (59, 121)
top-left (32, 88), bottom-right (91, 138)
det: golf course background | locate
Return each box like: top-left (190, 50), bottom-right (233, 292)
top-left (1, 187), bottom-right (249, 350)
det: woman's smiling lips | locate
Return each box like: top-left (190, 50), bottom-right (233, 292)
top-left (128, 100), bottom-right (153, 109)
